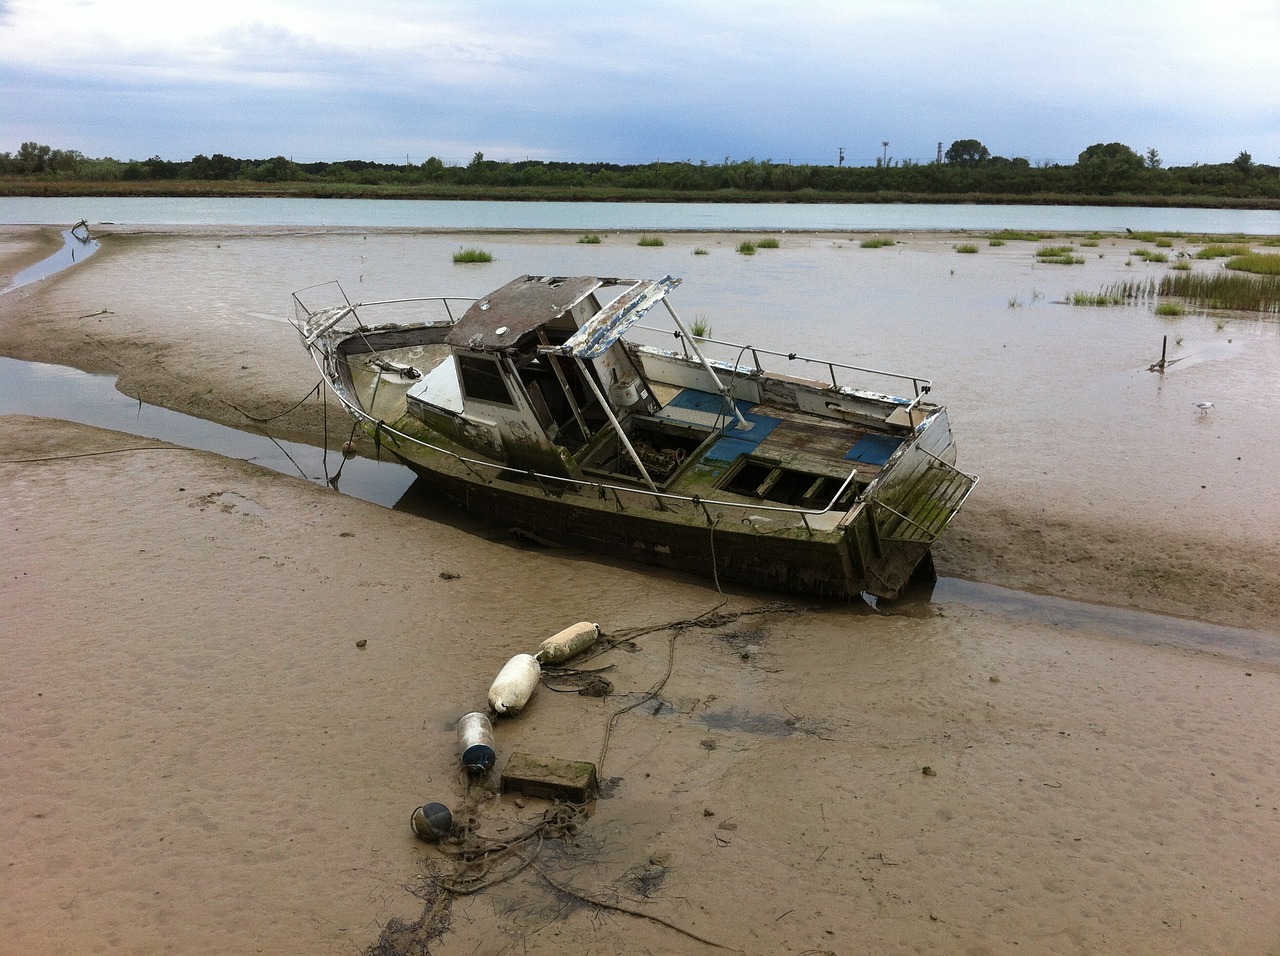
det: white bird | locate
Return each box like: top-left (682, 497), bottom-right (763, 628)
top-left (1193, 401), bottom-right (1215, 415)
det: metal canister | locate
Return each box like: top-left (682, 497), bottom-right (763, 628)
top-left (456, 711), bottom-right (496, 774)
top-left (410, 802), bottom-right (453, 841)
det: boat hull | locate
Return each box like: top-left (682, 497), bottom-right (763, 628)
top-left (390, 448), bottom-right (929, 599)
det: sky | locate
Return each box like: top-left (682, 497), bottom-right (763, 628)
top-left (2, 0), bottom-right (1278, 169)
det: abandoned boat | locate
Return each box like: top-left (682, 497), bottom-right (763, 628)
top-left (292, 274), bottom-right (976, 599)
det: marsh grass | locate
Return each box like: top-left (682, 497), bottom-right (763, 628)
top-left (1098, 273), bottom-right (1280, 313)
top-left (452, 247), bottom-right (493, 263)
top-left (1225, 253), bottom-right (1280, 275)
top-left (954, 243), bottom-right (979, 254)
top-left (1195, 243), bottom-right (1253, 259)
top-left (693, 247), bottom-right (709, 255)
top-left (990, 229), bottom-right (1051, 241)
top-left (690, 314), bottom-right (712, 337)
top-left (1154, 302), bottom-right (1186, 316)
top-left (577, 233), bottom-right (601, 244)
top-left (1170, 260), bottom-right (1192, 271)
top-left (755, 237), bottom-right (780, 248)
top-left (1070, 291), bottom-right (1126, 306)
top-left (1080, 239), bottom-right (1100, 247)
top-left (737, 241), bottom-right (757, 255)
top-left (1155, 237), bottom-right (1174, 248)
top-left (988, 238), bottom-right (1006, 247)
top-left (1036, 245), bottom-right (1085, 265)
top-left (637, 235), bottom-right (665, 246)
top-left (860, 237), bottom-right (896, 248)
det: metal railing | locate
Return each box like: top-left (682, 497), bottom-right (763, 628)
top-left (634, 323), bottom-right (933, 401)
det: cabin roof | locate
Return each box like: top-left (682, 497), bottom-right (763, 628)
top-left (446, 275), bottom-right (613, 353)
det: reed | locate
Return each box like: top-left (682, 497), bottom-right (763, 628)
top-left (755, 237), bottom-right (780, 248)
top-left (577, 233), bottom-right (601, 244)
top-left (452, 247), bottom-right (492, 263)
top-left (737, 241), bottom-right (757, 255)
top-left (1036, 244), bottom-right (1075, 256)
top-left (988, 238), bottom-right (1006, 247)
top-left (954, 243), bottom-right (979, 253)
top-left (693, 247), bottom-right (709, 255)
top-left (860, 237), bottom-right (896, 248)
top-left (637, 235), bottom-right (665, 246)
top-left (1154, 302), bottom-right (1186, 316)
top-left (1080, 239), bottom-right (1100, 247)
top-left (690, 314), bottom-right (713, 337)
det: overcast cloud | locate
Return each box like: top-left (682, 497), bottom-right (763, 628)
top-left (1, 0), bottom-right (1277, 168)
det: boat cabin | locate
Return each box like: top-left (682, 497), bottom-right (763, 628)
top-left (405, 274), bottom-right (727, 489)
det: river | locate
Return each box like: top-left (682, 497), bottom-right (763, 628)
top-left (4, 195), bottom-right (1280, 234)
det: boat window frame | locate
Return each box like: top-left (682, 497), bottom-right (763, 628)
top-left (457, 353), bottom-right (516, 407)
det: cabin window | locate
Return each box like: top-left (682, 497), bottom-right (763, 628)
top-left (457, 355), bottom-right (514, 406)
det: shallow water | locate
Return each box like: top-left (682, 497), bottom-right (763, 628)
top-left (0, 227), bottom-right (100, 293)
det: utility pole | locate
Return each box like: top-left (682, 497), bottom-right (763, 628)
top-left (882, 141), bottom-right (889, 167)
top-left (838, 147), bottom-right (845, 167)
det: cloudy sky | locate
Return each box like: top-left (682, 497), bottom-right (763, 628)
top-left (2, 0), bottom-right (1277, 169)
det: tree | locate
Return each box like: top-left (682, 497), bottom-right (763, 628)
top-left (1145, 148), bottom-right (1162, 169)
top-left (944, 139), bottom-right (990, 166)
top-left (1234, 150), bottom-right (1254, 174)
top-left (1077, 143), bottom-right (1143, 170)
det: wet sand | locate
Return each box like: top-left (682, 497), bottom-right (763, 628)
top-left (2, 226), bottom-right (1279, 954)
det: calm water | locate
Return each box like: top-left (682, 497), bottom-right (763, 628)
top-left (4, 195), bottom-right (1280, 235)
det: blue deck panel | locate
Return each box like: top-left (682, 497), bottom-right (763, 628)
top-left (664, 390), bottom-right (782, 462)
top-left (844, 433), bottom-right (903, 465)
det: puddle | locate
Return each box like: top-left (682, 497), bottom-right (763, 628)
top-left (883, 575), bottom-right (1280, 666)
top-left (2, 225), bottom-right (100, 294)
top-left (0, 356), bottom-right (416, 506)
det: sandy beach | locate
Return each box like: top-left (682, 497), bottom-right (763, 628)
top-left (2, 225), bottom-right (1279, 955)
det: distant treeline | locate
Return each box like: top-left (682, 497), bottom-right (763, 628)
top-left (2, 140), bottom-right (1278, 207)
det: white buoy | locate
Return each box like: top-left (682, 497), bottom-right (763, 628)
top-left (488, 653), bottom-right (541, 715)
top-left (536, 622), bottom-right (600, 665)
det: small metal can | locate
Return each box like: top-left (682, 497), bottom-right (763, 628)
top-left (410, 802), bottom-right (453, 841)
top-left (456, 711), bottom-right (496, 774)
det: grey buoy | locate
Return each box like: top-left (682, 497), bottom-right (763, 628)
top-left (341, 441), bottom-right (357, 459)
top-left (410, 802), bottom-right (453, 841)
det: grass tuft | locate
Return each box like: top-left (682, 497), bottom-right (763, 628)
top-left (452, 247), bottom-right (493, 263)
top-left (577, 233), bottom-right (601, 244)
top-left (1154, 302), bottom-right (1186, 316)
top-left (860, 237), bottom-right (896, 248)
top-left (755, 237), bottom-right (780, 248)
top-left (637, 235), bottom-right (665, 246)
top-left (737, 241), bottom-right (757, 255)
top-left (954, 243), bottom-right (979, 254)
top-left (693, 247), bottom-right (709, 255)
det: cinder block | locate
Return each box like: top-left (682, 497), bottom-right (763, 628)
top-left (500, 751), bottom-right (598, 802)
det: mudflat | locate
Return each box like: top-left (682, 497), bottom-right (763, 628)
top-left (2, 225), bottom-right (1278, 955)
